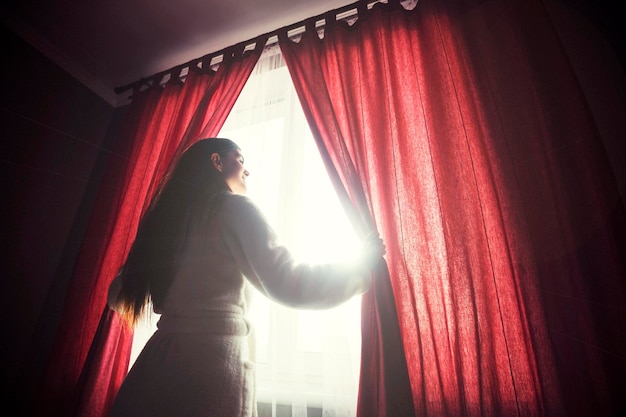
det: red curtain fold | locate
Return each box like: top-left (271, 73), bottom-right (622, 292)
top-left (279, 8), bottom-right (417, 417)
top-left (30, 39), bottom-right (265, 417)
top-left (280, 1), bottom-right (626, 416)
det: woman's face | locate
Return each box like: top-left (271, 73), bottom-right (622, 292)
top-left (219, 148), bottom-right (249, 195)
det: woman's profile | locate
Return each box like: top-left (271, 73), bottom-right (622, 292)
top-left (107, 137), bottom-right (385, 417)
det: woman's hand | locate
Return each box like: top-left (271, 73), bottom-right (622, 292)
top-left (358, 230), bottom-right (386, 271)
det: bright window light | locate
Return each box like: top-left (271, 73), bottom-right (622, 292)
top-left (218, 52), bottom-right (362, 414)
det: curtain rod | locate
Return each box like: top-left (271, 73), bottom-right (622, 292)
top-left (114, 0), bottom-right (393, 96)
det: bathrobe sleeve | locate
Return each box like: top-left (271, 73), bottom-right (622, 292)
top-left (220, 194), bottom-right (371, 309)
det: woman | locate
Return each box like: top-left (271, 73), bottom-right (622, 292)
top-left (107, 138), bottom-right (385, 417)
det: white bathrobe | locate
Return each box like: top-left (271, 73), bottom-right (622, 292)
top-left (108, 193), bottom-right (371, 417)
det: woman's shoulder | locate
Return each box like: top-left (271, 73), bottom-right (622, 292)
top-left (217, 193), bottom-right (276, 242)
top-left (220, 192), bottom-right (255, 209)
top-left (219, 193), bottom-right (265, 221)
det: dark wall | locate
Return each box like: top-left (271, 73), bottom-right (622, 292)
top-left (0, 25), bottom-right (126, 405)
top-left (545, 0), bottom-right (626, 204)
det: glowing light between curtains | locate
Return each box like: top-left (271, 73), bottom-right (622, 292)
top-left (218, 49), bottom-right (363, 414)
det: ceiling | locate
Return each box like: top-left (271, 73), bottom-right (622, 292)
top-left (3, 0), bottom-right (357, 107)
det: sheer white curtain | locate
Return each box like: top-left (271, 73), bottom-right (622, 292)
top-left (218, 46), bottom-right (362, 417)
top-left (129, 46), bottom-right (362, 417)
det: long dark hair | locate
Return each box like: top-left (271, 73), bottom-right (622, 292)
top-left (115, 138), bottom-right (239, 326)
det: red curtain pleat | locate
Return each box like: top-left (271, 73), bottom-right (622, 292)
top-left (279, 0), bottom-right (626, 416)
top-left (30, 40), bottom-right (265, 417)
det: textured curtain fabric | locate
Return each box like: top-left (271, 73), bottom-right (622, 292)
top-left (279, 1), bottom-right (626, 416)
top-left (30, 40), bottom-right (265, 417)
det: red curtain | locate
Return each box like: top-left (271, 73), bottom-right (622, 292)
top-left (30, 39), bottom-right (266, 417)
top-left (280, 1), bottom-right (626, 416)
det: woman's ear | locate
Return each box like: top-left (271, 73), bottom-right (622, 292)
top-left (210, 153), bottom-right (223, 172)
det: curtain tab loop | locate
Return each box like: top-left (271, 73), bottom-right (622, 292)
top-left (150, 75), bottom-right (165, 90)
top-left (357, 1), bottom-right (369, 19)
top-left (227, 43), bottom-right (246, 61)
top-left (199, 53), bottom-right (217, 73)
top-left (277, 27), bottom-right (289, 42)
top-left (304, 17), bottom-right (317, 35)
top-left (187, 59), bottom-right (202, 75)
top-left (166, 67), bottom-right (184, 85)
top-left (388, 0), bottom-right (406, 11)
top-left (249, 34), bottom-right (269, 55)
top-left (324, 11), bottom-right (336, 33)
